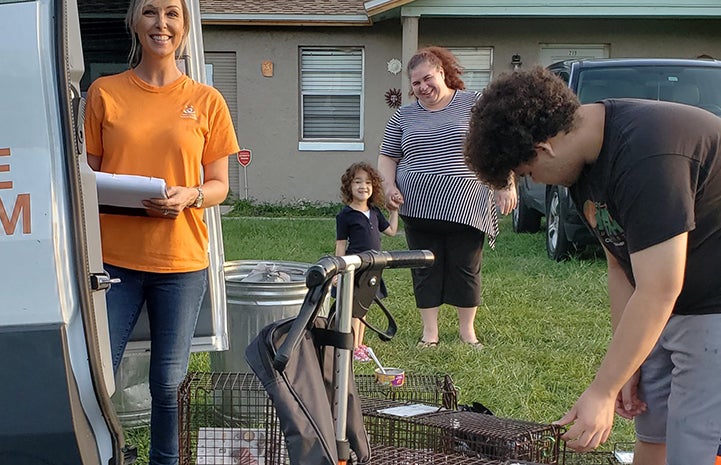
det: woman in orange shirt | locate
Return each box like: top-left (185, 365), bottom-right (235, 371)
top-left (84, 0), bottom-right (239, 463)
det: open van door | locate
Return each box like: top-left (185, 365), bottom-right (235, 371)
top-left (0, 0), bottom-right (125, 464)
top-left (179, 0), bottom-right (230, 354)
top-left (0, 0), bottom-right (228, 463)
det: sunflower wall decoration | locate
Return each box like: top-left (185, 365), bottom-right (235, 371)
top-left (384, 88), bottom-right (402, 108)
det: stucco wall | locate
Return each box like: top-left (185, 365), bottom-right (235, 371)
top-left (203, 22), bottom-right (402, 204)
top-left (421, 18), bottom-right (721, 74)
top-left (202, 17), bottom-right (721, 204)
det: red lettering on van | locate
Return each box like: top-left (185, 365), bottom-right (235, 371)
top-left (0, 147), bottom-right (10, 190)
top-left (0, 193), bottom-right (31, 235)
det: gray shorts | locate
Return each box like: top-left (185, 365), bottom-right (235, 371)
top-left (635, 313), bottom-right (721, 465)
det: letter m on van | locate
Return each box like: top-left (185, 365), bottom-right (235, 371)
top-left (0, 148), bottom-right (31, 235)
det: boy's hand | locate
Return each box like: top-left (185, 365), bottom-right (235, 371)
top-left (555, 385), bottom-right (614, 452)
top-left (615, 370), bottom-right (647, 419)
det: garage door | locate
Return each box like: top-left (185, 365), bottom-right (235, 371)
top-left (539, 44), bottom-right (609, 67)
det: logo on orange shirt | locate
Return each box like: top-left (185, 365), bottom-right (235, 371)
top-left (181, 104), bottom-right (198, 120)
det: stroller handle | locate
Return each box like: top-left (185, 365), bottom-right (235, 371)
top-left (273, 250), bottom-right (434, 372)
top-left (305, 249), bottom-right (435, 288)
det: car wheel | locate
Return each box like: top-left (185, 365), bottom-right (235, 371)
top-left (546, 186), bottom-right (572, 261)
top-left (512, 185), bottom-right (542, 233)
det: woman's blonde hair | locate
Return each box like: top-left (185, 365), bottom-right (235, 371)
top-left (125, 0), bottom-right (190, 68)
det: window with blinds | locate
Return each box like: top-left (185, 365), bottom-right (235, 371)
top-left (448, 47), bottom-right (493, 91)
top-left (300, 48), bottom-right (364, 141)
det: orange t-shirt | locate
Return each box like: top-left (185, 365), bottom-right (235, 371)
top-left (85, 69), bottom-right (239, 272)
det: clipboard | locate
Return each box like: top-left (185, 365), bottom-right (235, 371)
top-left (95, 172), bottom-right (168, 216)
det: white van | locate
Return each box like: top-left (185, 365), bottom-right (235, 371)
top-left (0, 1), bottom-right (228, 464)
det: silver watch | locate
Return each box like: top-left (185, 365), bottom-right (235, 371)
top-left (192, 186), bottom-right (204, 208)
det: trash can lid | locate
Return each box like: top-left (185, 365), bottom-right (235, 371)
top-left (224, 260), bottom-right (309, 283)
top-left (242, 262), bottom-right (291, 283)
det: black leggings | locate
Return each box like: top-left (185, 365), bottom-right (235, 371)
top-left (402, 216), bottom-right (485, 308)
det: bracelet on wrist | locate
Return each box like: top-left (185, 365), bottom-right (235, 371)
top-left (191, 186), bottom-right (204, 208)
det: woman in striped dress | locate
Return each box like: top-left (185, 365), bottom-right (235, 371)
top-left (378, 46), bottom-right (516, 349)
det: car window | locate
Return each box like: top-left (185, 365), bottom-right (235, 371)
top-left (554, 70), bottom-right (570, 83)
top-left (576, 65), bottom-right (721, 116)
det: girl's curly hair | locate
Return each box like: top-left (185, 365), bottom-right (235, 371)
top-left (339, 162), bottom-right (386, 207)
top-left (407, 46), bottom-right (466, 96)
top-left (465, 66), bottom-right (580, 189)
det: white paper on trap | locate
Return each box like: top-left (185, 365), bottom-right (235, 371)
top-left (614, 450), bottom-right (634, 464)
top-left (195, 427), bottom-right (266, 465)
top-left (377, 403), bottom-right (441, 417)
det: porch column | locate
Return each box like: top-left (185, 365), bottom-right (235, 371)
top-left (401, 15), bottom-right (419, 104)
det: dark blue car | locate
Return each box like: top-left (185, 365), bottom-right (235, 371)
top-left (514, 58), bottom-right (721, 260)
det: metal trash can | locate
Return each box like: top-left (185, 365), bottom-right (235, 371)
top-left (110, 351), bottom-right (151, 429)
top-left (210, 260), bottom-right (320, 374)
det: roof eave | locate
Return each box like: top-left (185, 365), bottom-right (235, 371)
top-left (201, 14), bottom-right (372, 26)
top-left (364, 0), bottom-right (416, 17)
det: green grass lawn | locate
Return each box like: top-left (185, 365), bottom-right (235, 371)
top-left (126, 211), bottom-right (636, 463)
top-left (218, 214), bottom-right (635, 441)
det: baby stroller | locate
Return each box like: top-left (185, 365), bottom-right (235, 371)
top-left (245, 249), bottom-right (434, 465)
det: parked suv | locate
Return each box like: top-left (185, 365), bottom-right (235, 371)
top-left (514, 58), bottom-right (721, 261)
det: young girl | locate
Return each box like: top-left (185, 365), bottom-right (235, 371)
top-left (335, 162), bottom-right (399, 362)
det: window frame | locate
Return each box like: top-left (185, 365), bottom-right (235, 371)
top-left (447, 46), bottom-right (494, 92)
top-left (298, 46), bottom-right (365, 152)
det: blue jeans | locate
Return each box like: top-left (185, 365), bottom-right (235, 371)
top-left (105, 264), bottom-right (207, 465)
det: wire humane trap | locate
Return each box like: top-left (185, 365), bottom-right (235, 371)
top-left (177, 370), bottom-right (558, 465)
top-left (370, 444), bottom-right (508, 464)
top-left (363, 398), bottom-right (562, 464)
top-left (178, 371), bottom-right (287, 465)
top-left (355, 373), bottom-right (458, 410)
top-left (561, 450), bottom-right (616, 465)
top-left (178, 371), bottom-right (461, 465)
top-left (561, 442), bottom-right (634, 465)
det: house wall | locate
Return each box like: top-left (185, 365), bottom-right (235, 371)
top-left (203, 21), bottom-right (402, 204)
top-left (203, 17), bottom-right (721, 204)
top-left (421, 18), bottom-right (721, 74)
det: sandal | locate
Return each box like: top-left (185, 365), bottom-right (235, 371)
top-left (353, 345), bottom-right (371, 362)
top-left (463, 340), bottom-right (484, 350)
top-left (417, 339), bottom-right (439, 349)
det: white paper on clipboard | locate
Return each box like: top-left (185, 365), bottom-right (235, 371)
top-left (95, 172), bottom-right (168, 208)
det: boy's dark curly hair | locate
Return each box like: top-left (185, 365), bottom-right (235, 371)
top-left (340, 161), bottom-right (386, 207)
top-left (464, 66), bottom-right (580, 189)
top-left (407, 46), bottom-right (466, 96)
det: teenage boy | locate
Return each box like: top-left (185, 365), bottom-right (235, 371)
top-left (464, 66), bottom-right (721, 465)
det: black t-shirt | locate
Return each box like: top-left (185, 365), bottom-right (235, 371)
top-left (571, 99), bottom-right (721, 315)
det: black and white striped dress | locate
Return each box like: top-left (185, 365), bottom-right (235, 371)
top-left (380, 90), bottom-right (498, 247)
